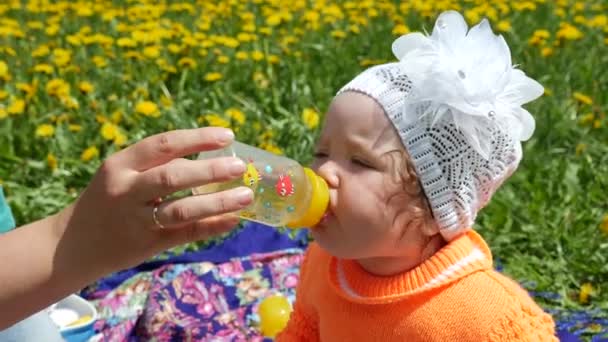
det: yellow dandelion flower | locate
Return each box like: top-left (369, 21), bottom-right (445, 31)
top-left (266, 14), bottom-right (282, 26)
top-left (111, 110), bottom-right (122, 123)
top-left (222, 38), bottom-right (240, 48)
top-left (0, 60), bottom-right (10, 81)
top-left (600, 214), bottom-right (608, 235)
top-left (251, 50), bottom-right (264, 61)
top-left (0, 108), bottom-right (7, 120)
top-left (236, 51), bottom-right (249, 60)
top-left (35, 124), bottom-right (55, 137)
top-left (464, 9), bottom-right (481, 24)
top-left (541, 47), bottom-right (554, 57)
top-left (496, 20), bottom-right (511, 32)
top-left (161, 41), bottom-right (178, 52)
top-left (135, 101), bottom-right (160, 117)
top-left (267, 55), bottom-right (280, 64)
top-left (204, 113), bottom-right (230, 127)
top-left (143, 46), bottom-right (161, 59)
top-left (301, 108), bottom-right (320, 129)
top-left (593, 119), bottom-right (602, 129)
top-left (52, 48), bottom-right (72, 67)
top-left (32, 45), bottom-right (50, 58)
top-left (46, 78), bottom-right (70, 97)
top-left (392, 24), bottom-right (410, 36)
top-left (579, 283), bottom-right (593, 304)
top-left (114, 132), bottom-right (127, 147)
top-left (331, 30), bottom-right (347, 39)
top-left (260, 142), bottom-right (283, 155)
top-left (259, 27), bottom-right (272, 36)
top-left (178, 57), bottom-right (197, 68)
top-left (226, 108), bottom-right (246, 125)
top-left (117, 37), bottom-right (137, 48)
top-left (92, 56), bottom-right (108, 68)
top-left (217, 55), bottom-right (229, 64)
top-left (579, 113), bottom-right (594, 125)
top-left (17, 82), bottom-right (37, 100)
top-left (68, 124), bottom-right (82, 132)
top-left (512, 1), bottom-right (536, 11)
top-left (204, 72), bottom-right (223, 82)
top-left (78, 81), bottom-right (94, 94)
top-left (573, 92), bottom-right (593, 105)
top-left (242, 23), bottom-right (256, 32)
top-left (33, 63), bottom-right (54, 74)
top-left (160, 95), bottom-right (172, 108)
top-left (349, 25), bottom-right (360, 34)
top-left (237, 32), bottom-right (255, 42)
top-left (528, 30), bottom-right (551, 46)
top-left (81, 146), bottom-right (99, 162)
top-left (7, 99), bottom-right (25, 115)
top-left (101, 122), bottom-right (119, 140)
top-left (47, 153), bottom-right (58, 171)
top-left (0, 90), bottom-right (8, 100)
top-left (556, 23), bottom-right (583, 41)
top-left (45, 24), bottom-right (60, 36)
top-left (60, 96), bottom-right (79, 110)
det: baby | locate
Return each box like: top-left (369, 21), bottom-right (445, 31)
top-left (277, 11), bottom-right (557, 341)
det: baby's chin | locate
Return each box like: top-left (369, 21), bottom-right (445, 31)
top-left (311, 231), bottom-right (363, 259)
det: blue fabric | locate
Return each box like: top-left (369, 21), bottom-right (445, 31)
top-left (0, 186), bottom-right (15, 234)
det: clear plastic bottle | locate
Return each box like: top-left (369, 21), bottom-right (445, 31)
top-left (192, 141), bottom-right (329, 229)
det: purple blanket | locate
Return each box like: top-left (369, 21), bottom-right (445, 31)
top-left (81, 223), bottom-right (607, 341)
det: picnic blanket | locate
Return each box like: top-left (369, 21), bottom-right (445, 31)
top-left (81, 222), bottom-right (608, 341)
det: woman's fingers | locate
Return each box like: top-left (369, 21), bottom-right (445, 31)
top-left (141, 186), bottom-right (253, 229)
top-left (135, 157), bottom-right (246, 201)
top-left (113, 127), bottom-right (235, 172)
top-left (159, 214), bottom-right (241, 247)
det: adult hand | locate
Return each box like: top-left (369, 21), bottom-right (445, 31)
top-left (54, 126), bottom-right (253, 277)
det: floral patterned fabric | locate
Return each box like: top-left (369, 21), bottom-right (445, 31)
top-left (81, 223), bottom-right (307, 341)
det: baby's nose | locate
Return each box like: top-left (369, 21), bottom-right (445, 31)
top-left (314, 161), bottom-right (339, 189)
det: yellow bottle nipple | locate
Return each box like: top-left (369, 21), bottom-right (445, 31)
top-left (286, 168), bottom-right (329, 229)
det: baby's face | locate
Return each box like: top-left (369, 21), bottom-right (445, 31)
top-left (311, 92), bottom-right (434, 261)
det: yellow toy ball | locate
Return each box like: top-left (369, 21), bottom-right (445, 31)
top-left (258, 294), bottom-right (292, 338)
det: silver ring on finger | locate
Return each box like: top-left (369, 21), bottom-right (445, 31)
top-left (151, 197), bottom-right (165, 229)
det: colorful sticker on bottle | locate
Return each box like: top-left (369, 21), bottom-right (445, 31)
top-left (243, 162), bottom-right (262, 188)
top-left (275, 174), bottom-right (295, 197)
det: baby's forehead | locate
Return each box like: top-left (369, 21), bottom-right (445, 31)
top-left (319, 93), bottom-right (402, 151)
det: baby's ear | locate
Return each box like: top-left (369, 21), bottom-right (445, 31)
top-left (420, 220), bottom-right (440, 237)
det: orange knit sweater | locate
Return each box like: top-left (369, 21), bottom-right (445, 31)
top-left (277, 231), bottom-right (557, 341)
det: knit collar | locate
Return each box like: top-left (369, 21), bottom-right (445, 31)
top-left (328, 230), bottom-right (493, 304)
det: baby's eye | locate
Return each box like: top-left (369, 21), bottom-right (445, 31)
top-left (351, 158), bottom-right (374, 169)
top-left (313, 151), bottom-right (328, 159)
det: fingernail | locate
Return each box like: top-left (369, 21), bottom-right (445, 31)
top-left (218, 129), bottom-right (235, 144)
top-left (235, 187), bottom-right (253, 205)
top-left (229, 159), bottom-right (246, 176)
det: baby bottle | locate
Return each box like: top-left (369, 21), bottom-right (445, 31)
top-left (192, 141), bottom-right (329, 229)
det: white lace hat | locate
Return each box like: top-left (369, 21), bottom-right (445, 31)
top-left (337, 11), bottom-right (543, 240)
